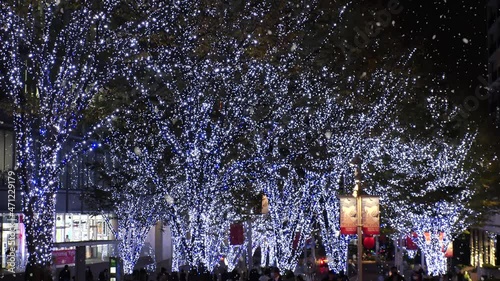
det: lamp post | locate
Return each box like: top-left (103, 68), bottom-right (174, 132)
top-left (350, 155), bottom-right (363, 281)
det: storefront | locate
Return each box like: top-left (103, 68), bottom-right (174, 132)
top-left (1, 213), bottom-right (117, 271)
top-left (1, 213), bottom-right (23, 272)
top-left (54, 213), bottom-right (117, 262)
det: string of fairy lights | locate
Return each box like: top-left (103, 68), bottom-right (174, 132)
top-left (0, 0), bottom-right (483, 277)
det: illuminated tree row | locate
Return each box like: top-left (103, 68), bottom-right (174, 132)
top-left (1, 0), bottom-right (480, 276)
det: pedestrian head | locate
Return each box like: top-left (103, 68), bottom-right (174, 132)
top-left (271, 268), bottom-right (280, 278)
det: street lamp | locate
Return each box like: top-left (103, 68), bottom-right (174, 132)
top-left (350, 155), bottom-right (363, 281)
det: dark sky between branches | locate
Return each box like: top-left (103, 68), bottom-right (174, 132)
top-left (397, 0), bottom-right (486, 94)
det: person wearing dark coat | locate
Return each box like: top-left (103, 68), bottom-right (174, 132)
top-left (338, 270), bottom-right (349, 281)
top-left (171, 272), bottom-right (180, 281)
top-left (249, 269), bottom-right (260, 281)
top-left (180, 270), bottom-right (187, 281)
top-left (230, 269), bottom-right (241, 281)
top-left (259, 268), bottom-right (271, 281)
top-left (158, 267), bottom-right (169, 281)
top-left (59, 265), bottom-right (71, 281)
top-left (98, 269), bottom-right (109, 281)
top-left (385, 267), bottom-right (404, 281)
top-left (85, 266), bottom-right (94, 281)
top-left (221, 269), bottom-right (230, 281)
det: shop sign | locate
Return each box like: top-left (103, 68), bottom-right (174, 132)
top-left (53, 249), bottom-right (75, 265)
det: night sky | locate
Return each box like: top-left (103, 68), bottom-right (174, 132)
top-left (396, 0), bottom-right (486, 95)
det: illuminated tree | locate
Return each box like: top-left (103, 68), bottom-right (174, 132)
top-left (85, 100), bottom-right (172, 274)
top-left (258, 167), bottom-right (314, 271)
top-left (150, 81), bottom-right (253, 271)
top-left (0, 0), bottom-right (140, 274)
top-left (378, 132), bottom-right (477, 276)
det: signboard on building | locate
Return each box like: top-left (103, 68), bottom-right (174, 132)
top-left (339, 196), bottom-right (357, 235)
top-left (53, 249), bottom-right (76, 265)
top-left (444, 242), bottom-right (453, 258)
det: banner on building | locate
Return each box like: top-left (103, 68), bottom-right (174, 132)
top-left (339, 196), bottom-right (357, 235)
top-left (439, 232), bottom-right (445, 247)
top-left (405, 236), bottom-right (418, 250)
top-left (362, 196), bottom-right (380, 235)
top-left (53, 249), bottom-right (76, 265)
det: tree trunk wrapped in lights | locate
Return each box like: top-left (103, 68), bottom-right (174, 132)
top-left (312, 173), bottom-right (350, 273)
top-left (257, 167), bottom-right (315, 272)
top-left (146, 85), bottom-right (254, 270)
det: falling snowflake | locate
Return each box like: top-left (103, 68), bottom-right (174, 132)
top-left (462, 38), bottom-right (469, 44)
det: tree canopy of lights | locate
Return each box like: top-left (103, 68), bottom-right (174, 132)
top-left (374, 131), bottom-right (478, 276)
top-left (0, 0), bottom-right (142, 274)
top-left (85, 100), bottom-right (172, 274)
top-left (125, 0), bottom-right (488, 273)
top-left (144, 80), bottom-right (254, 271)
top-left (1, 0), bottom-right (490, 276)
top-left (97, 0), bottom-right (428, 272)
